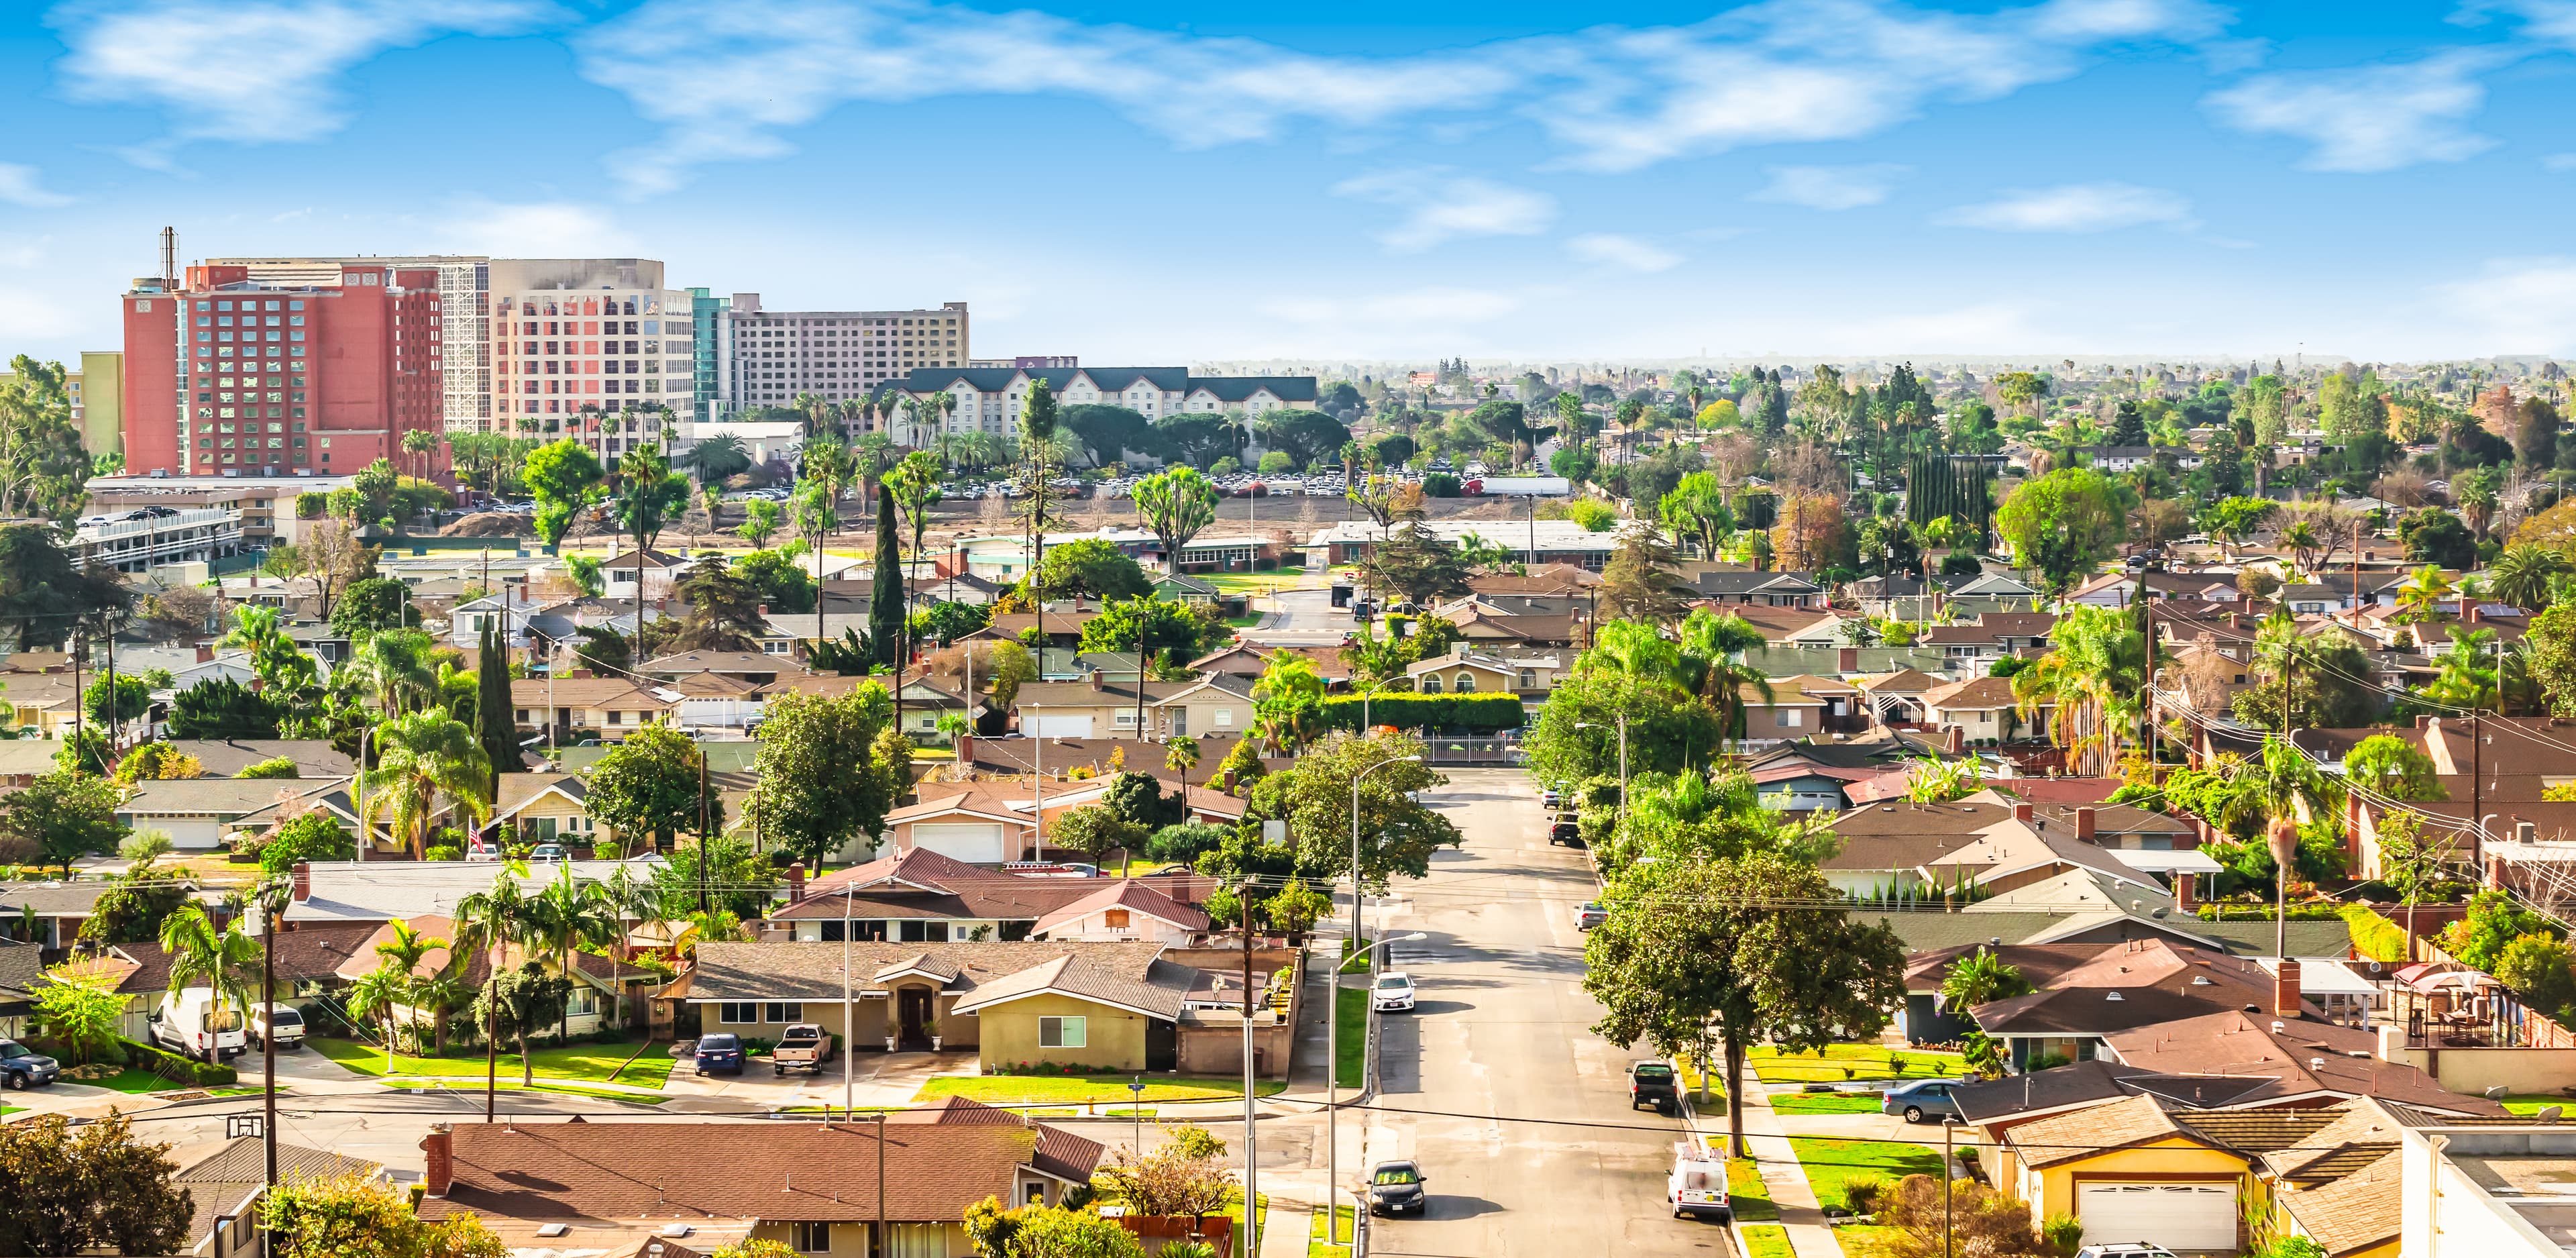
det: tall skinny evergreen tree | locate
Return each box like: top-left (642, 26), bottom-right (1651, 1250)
top-left (869, 480), bottom-right (904, 671)
top-left (476, 623), bottom-right (523, 789)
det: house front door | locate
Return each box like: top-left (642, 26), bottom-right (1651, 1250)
top-left (898, 988), bottom-right (932, 1049)
top-left (1171, 708), bottom-right (1187, 736)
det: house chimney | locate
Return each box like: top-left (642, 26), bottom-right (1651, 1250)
top-left (2012, 802), bottom-right (2033, 824)
top-left (421, 1124), bottom-right (453, 1198)
top-left (2075, 807), bottom-right (2097, 842)
top-left (291, 860), bottom-right (312, 902)
top-left (2176, 872), bottom-right (2198, 912)
top-left (2415, 714), bottom-right (2432, 729)
top-left (2468, 605), bottom-right (2484, 625)
top-left (786, 861), bottom-right (806, 905)
top-left (2456, 595), bottom-right (2469, 619)
top-left (1839, 646), bottom-right (1859, 672)
top-left (955, 732), bottom-right (975, 766)
top-left (2520, 819), bottom-right (2538, 844)
top-left (2489, 853), bottom-right (2508, 889)
top-left (1088, 670), bottom-right (1105, 692)
top-left (2273, 959), bottom-right (2302, 1018)
top-left (195, 645), bottom-right (213, 664)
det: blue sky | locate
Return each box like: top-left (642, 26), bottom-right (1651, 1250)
top-left (5, 0), bottom-right (2576, 366)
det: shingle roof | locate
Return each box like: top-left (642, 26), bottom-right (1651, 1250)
top-left (174, 1137), bottom-right (383, 1246)
top-left (2275, 1149), bottom-right (2404, 1257)
top-left (1030, 880), bottom-right (1210, 936)
top-left (162, 739), bottom-right (354, 778)
top-left (417, 1120), bottom-right (1053, 1226)
top-left (684, 939), bottom-right (1177, 1008)
top-left (2102, 1009), bottom-right (2508, 1116)
top-left (887, 1096), bottom-right (1105, 1183)
top-left (2003, 1094), bottom-right (2207, 1168)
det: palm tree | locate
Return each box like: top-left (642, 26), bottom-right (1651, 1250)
top-left (372, 919), bottom-right (449, 1049)
top-left (2491, 543), bottom-right (2566, 613)
top-left (2009, 605), bottom-right (2148, 775)
top-left (159, 904), bottom-right (262, 1064)
top-left (455, 870), bottom-right (539, 1093)
top-left (411, 972), bottom-right (468, 1057)
top-left (529, 866), bottom-right (618, 1048)
top-left (343, 629), bottom-right (439, 715)
top-left (1939, 947), bottom-right (2033, 1011)
top-left (612, 443), bottom-right (690, 653)
top-left (364, 709), bottom-right (494, 859)
top-left (1166, 735), bottom-right (1201, 796)
top-left (402, 429), bottom-right (439, 491)
top-left (345, 961), bottom-right (413, 1073)
top-left (593, 865), bottom-right (659, 1032)
top-left (2396, 565), bottom-right (2458, 628)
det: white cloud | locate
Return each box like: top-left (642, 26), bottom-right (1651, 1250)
top-left (1749, 164), bottom-right (1907, 210)
top-left (2202, 50), bottom-right (2509, 172)
top-left (1330, 170), bottom-right (1556, 252)
top-left (1567, 234), bottom-right (1682, 273)
top-left (0, 164), bottom-right (72, 209)
top-left (2430, 256), bottom-right (2576, 353)
top-left (50, 0), bottom-right (558, 146)
top-left (2544, 152), bottom-right (2576, 172)
top-left (1936, 182), bottom-right (2194, 232)
top-left (574, 0), bottom-right (2230, 193)
top-left (430, 200), bottom-right (637, 256)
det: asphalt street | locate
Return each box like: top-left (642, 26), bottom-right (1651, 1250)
top-left (1357, 767), bottom-right (1730, 1258)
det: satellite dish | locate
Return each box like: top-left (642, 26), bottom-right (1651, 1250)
top-left (2543, 1107), bottom-right (2564, 1123)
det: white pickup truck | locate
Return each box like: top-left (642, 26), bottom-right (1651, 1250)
top-left (772, 1023), bottom-right (838, 1076)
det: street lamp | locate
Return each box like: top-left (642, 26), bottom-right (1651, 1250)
top-left (1328, 931), bottom-right (1425, 1246)
top-left (1576, 716), bottom-right (1629, 817)
top-left (1334, 751), bottom-right (1420, 1247)
top-left (1350, 755), bottom-right (1421, 951)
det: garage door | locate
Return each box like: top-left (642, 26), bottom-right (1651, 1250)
top-left (1034, 715), bottom-right (1094, 739)
top-left (2078, 1183), bottom-right (2235, 1252)
top-left (912, 823), bottom-right (1007, 863)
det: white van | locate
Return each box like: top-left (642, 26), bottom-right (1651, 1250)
top-left (151, 988), bottom-right (248, 1060)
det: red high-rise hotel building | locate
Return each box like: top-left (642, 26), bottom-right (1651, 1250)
top-left (123, 262), bottom-right (447, 477)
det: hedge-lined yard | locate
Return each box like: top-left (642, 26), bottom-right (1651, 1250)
top-left (1318, 693), bottom-right (1526, 734)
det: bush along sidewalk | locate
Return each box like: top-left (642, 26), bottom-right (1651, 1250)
top-left (121, 1038), bottom-right (239, 1088)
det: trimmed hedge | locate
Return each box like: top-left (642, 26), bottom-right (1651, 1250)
top-left (1318, 693), bottom-right (1525, 734)
top-left (2342, 904), bottom-right (2410, 963)
top-left (122, 1037), bottom-right (241, 1087)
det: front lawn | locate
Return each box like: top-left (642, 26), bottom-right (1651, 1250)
top-left (1774, 1092), bottom-right (1886, 1116)
top-left (1309, 1202), bottom-right (1356, 1257)
top-left (1741, 1224), bottom-right (1794, 1258)
top-left (1837, 1224), bottom-right (1907, 1258)
top-left (1790, 1137), bottom-right (1945, 1212)
top-left (917, 1074), bottom-right (1286, 1105)
top-left (1727, 1157), bottom-right (1780, 1222)
top-left (308, 1037), bottom-right (675, 1088)
top-left (2503, 1094), bottom-right (2575, 1116)
top-left (69, 1067), bottom-right (182, 1094)
top-left (1336, 986), bottom-right (1366, 1090)
top-left (1751, 1045), bottom-right (1966, 1084)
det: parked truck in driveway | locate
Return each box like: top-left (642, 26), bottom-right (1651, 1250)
top-left (772, 1023), bottom-right (838, 1075)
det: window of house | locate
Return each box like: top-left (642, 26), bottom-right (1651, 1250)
top-left (718, 1002), bottom-right (758, 1024)
top-left (1040, 1016), bottom-right (1086, 1049)
top-left (763, 1002), bottom-right (802, 1023)
top-left (1419, 674), bottom-right (1442, 694)
top-left (1454, 672), bottom-right (1476, 692)
top-left (792, 1222), bottom-right (832, 1253)
top-left (1104, 909), bottom-right (1130, 929)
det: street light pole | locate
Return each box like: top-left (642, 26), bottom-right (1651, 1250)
top-left (1327, 931), bottom-right (1424, 1246)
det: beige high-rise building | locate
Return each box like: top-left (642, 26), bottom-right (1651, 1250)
top-left (717, 295), bottom-right (967, 420)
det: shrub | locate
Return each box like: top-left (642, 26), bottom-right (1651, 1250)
top-left (2040, 1214), bottom-right (2084, 1257)
top-left (1878, 1173), bottom-right (2050, 1258)
top-left (424, 845), bottom-right (464, 863)
top-left (2341, 903), bottom-right (2410, 963)
top-left (1317, 692), bottom-right (1524, 734)
top-left (236, 756), bottom-right (300, 780)
top-left (2023, 1052), bottom-right (2071, 1071)
top-left (121, 1037), bottom-right (239, 1086)
top-left (1843, 1174), bottom-right (1886, 1215)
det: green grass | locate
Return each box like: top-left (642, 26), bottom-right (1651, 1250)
top-left (70, 1067), bottom-right (184, 1094)
top-left (382, 1079), bottom-right (672, 1105)
top-left (1309, 1202), bottom-right (1356, 1257)
top-left (308, 1037), bottom-right (675, 1087)
top-left (1336, 986), bottom-right (1367, 1091)
top-left (1200, 572), bottom-right (1318, 594)
top-left (2502, 1094), bottom-right (2575, 1116)
top-left (1751, 1045), bottom-right (1966, 1084)
top-left (917, 1074), bottom-right (1287, 1104)
top-left (1226, 614), bottom-right (1266, 628)
top-left (1837, 1224), bottom-right (1907, 1258)
top-left (0, 1105), bottom-right (21, 1116)
top-left (1728, 1158), bottom-right (1780, 1222)
top-left (1741, 1224), bottom-right (1794, 1258)
top-left (1790, 1137), bottom-right (1945, 1212)
top-left (1773, 1092), bottom-right (1887, 1116)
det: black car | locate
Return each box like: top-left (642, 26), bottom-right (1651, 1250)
top-left (0, 1038), bottom-right (60, 1089)
top-left (1628, 1060), bottom-right (1679, 1114)
top-left (693, 1033), bottom-right (747, 1076)
top-left (1368, 1161), bottom-right (1428, 1216)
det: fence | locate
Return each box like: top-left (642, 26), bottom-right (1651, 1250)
top-left (1416, 737), bottom-right (1525, 766)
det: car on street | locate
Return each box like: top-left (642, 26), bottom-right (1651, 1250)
top-left (1666, 1141), bottom-right (1732, 1221)
top-left (1576, 901), bottom-right (1608, 931)
top-left (1372, 972), bottom-right (1416, 1012)
top-left (1628, 1060), bottom-right (1680, 1114)
top-left (527, 843), bottom-right (570, 862)
top-left (1539, 788), bottom-right (1562, 809)
top-left (693, 1033), bottom-right (747, 1076)
top-left (0, 1039), bottom-right (60, 1089)
top-left (771, 1023), bottom-right (837, 1076)
top-left (1883, 1078), bottom-right (1962, 1124)
top-left (2074, 1247), bottom-right (2176, 1258)
top-left (1367, 1161), bottom-right (1428, 1216)
top-left (1548, 815), bottom-right (1582, 845)
top-left (249, 1004), bottom-right (305, 1051)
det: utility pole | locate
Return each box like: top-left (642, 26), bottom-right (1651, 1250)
top-left (697, 748), bottom-right (711, 914)
top-left (258, 880), bottom-right (278, 1257)
top-left (843, 884), bottom-right (855, 1116)
top-left (1241, 876), bottom-right (1261, 1258)
top-left (875, 1111), bottom-right (888, 1258)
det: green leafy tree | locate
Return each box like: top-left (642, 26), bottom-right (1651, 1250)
top-left (0, 357), bottom-right (103, 524)
top-left (0, 1112), bottom-right (196, 1257)
top-left (258, 809), bottom-right (355, 874)
top-left (83, 672), bottom-right (150, 727)
top-left (167, 676), bottom-right (284, 739)
top-left (2440, 888), bottom-right (2555, 972)
top-left (523, 439), bottom-right (604, 548)
top-left (2200, 496), bottom-right (2278, 560)
top-left (1227, 731), bottom-right (1456, 889)
top-left (264, 1169), bottom-right (508, 1258)
top-left (1051, 804), bottom-right (1145, 871)
top-left (737, 496), bottom-right (785, 549)
top-left (1994, 467), bottom-right (2125, 592)
top-left (1033, 537), bottom-right (1152, 602)
top-left (476, 623), bottom-right (524, 786)
top-left (2498, 933), bottom-right (2576, 1024)
top-left (2345, 734), bottom-right (2447, 801)
top-left (1585, 851), bottom-right (1906, 1158)
top-left (3, 770), bottom-right (125, 874)
top-left (329, 576), bottom-right (414, 637)
top-left (1134, 467), bottom-right (1219, 570)
top-left (236, 755), bottom-right (299, 779)
top-left (1354, 523), bottom-right (1472, 605)
top-left (1938, 947), bottom-right (2034, 1012)
top-left (1657, 472), bottom-right (1735, 558)
top-left (747, 686), bottom-right (908, 866)
top-left (362, 709), bottom-right (494, 860)
top-left (474, 961), bottom-right (570, 1087)
top-left (583, 724), bottom-right (709, 853)
top-left (869, 482), bottom-right (906, 669)
top-left (33, 961), bottom-right (127, 1063)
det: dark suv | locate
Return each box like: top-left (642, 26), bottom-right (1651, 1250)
top-left (1628, 1060), bottom-right (1680, 1114)
top-left (0, 1038), bottom-right (60, 1089)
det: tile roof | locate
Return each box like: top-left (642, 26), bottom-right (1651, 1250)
top-left (1030, 880), bottom-right (1211, 936)
top-left (172, 1137), bottom-right (383, 1247)
top-left (118, 921), bottom-right (382, 993)
top-left (418, 1120), bottom-right (1057, 1226)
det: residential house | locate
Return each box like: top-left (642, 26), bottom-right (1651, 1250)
top-left (1719, 605), bottom-right (1856, 649)
top-left (771, 849), bottom-right (1208, 942)
top-left (508, 678), bottom-right (679, 743)
top-left (65, 921), bottom-right (380, 1041)
top-left (1011, 672), bottom-right (1258, 741)
top-left (415, 1117), bottom-right (1104, 1257)
top-left (279, 857), bottom-right (665, 928)
top-left (1923, 676), bottom-right (2041, 745)
top-left (951, 731), bottom-right (1259, 790)
top-left (0, 739), bottom-right (60, 787)
top-left (1684, 569), bottom-right (1829, 609)
top-left (881, 780), bottom-right (1243, 866)
top-left (1856, 668), bottom-right (1943, 725)
top-left (118, 777), bottom-right (352, 851)
top-left (1030, 880), bottom-right (1211, 943)
top-left (0, 939), bottom-right (44, 1037)
top-left (1820, 797), bottom-right (2021, 897)
top-left (160, 739), bottom-right (354, 779)
top-left (170, 1137), bottom-right (384, 1258)
top-left (1442, 608), bottom-right (1580, 647)
top-left (1305, 518), bottom-right (1619, 570)
top-left (1736, 678), bottom-right (1828, 749)
top-left (639, 651), bottom-right (796, 686)
top-left (2067, 570), bottom-right (2249, 608)
top-left (337, 912), bottom-right (625, 1037)
top-left (1405, 647), bottom-right (1525, 697)
top-left (0, 670), bottom-right (87, 737)
top-left (0, 880), bottom-right (127, 951)
top-left (595, 548), bottom-right (690, 601)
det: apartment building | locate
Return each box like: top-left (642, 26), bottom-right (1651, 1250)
top-left (877, 365), bottom-right (1318, 444)
top-left (123, 262), bottom-right (448, 478)
top-left (486, 259), bottom-right (699, 466)
top-left (85, 474), bottom-right (355, 549)
top-left (0, 351), bottom-right (121, 456)
top-left (207, 255), bottom-right (492, 434)
top-left (714, 294), bottom-right (969, 420)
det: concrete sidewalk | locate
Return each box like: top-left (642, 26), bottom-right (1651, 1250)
top-left (1730, 1063), bottom-right (1840, 1258)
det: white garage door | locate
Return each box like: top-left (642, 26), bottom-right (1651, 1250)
top-left (1034, 715), bottom-right (1094, 739)
top-left (2078, 1183), bottom-right (2235, 1252)
top-left (912, 823), bottom-right (1008, 863)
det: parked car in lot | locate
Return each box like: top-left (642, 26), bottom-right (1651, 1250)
top-left (249, 1004), bottom-right (305, 1051)
top-left (1368, 1161), bottom-right (1428, 1216)
top-left (1628, 1060), bottom-right (1679, 1114)
top-left (1372, 972), bottom-right (1416, 1012)
top-left (1882, 1078), bottom-right (1962, 1124)
top-left (1667, 1141), bottom-right (1732, 1221)
top-left (772, 1023), bottom-right (837, 1076)
top-left (1576, 901), bottom-right (1608, 931)
top-left (694, 1033), bottom-right (747, 1076)
top-left (0, 1039), bottom-right (60, 1088)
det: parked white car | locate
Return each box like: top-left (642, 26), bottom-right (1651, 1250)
top-left (1372, 972), bottom-right (1417, 1012)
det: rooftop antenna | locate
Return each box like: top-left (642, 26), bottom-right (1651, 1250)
top-left (160, 226), bottom-right (176, 289)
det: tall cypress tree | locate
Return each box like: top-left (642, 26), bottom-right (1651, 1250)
top-left (869, 482), bottom-right (903, 669)
top-left (477, 622), bottom-right (525, 786)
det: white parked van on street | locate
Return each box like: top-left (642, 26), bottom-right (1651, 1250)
top-left (151, 988), bottom-right (247, 1061)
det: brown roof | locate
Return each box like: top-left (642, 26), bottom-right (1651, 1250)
top-left (508, 678), bottom-right (674, 710)
top-left (418, 1121), bottom-right (1053, 1226)
top-left (684, 939), bottom-right (1179, 1010)
top-left (2002, 1094), bottom-right (2208, 1168)
top-left (1924, 676), bottom-right (2022, 711)
top-left (121, 921), bottom-right (381, 994)
top-left (2172, 1106), bottom-right (2344, 1154)
top-left (2102, 1009), bottom-right (2509, 1116)
top-left (1030, 880), bottom-right (1211, 935)
top-left (2265, 1101), bottom-right (2408, 1184)
top-left (2275, 1149), bottom-right (2404, 1257)
top-left (1823, 798), bottom-right (2018, 872)
top-left (887, 1096), bottom-right (1105, 1184)
top-left (173, 1137), bottom-right (382, 1245)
